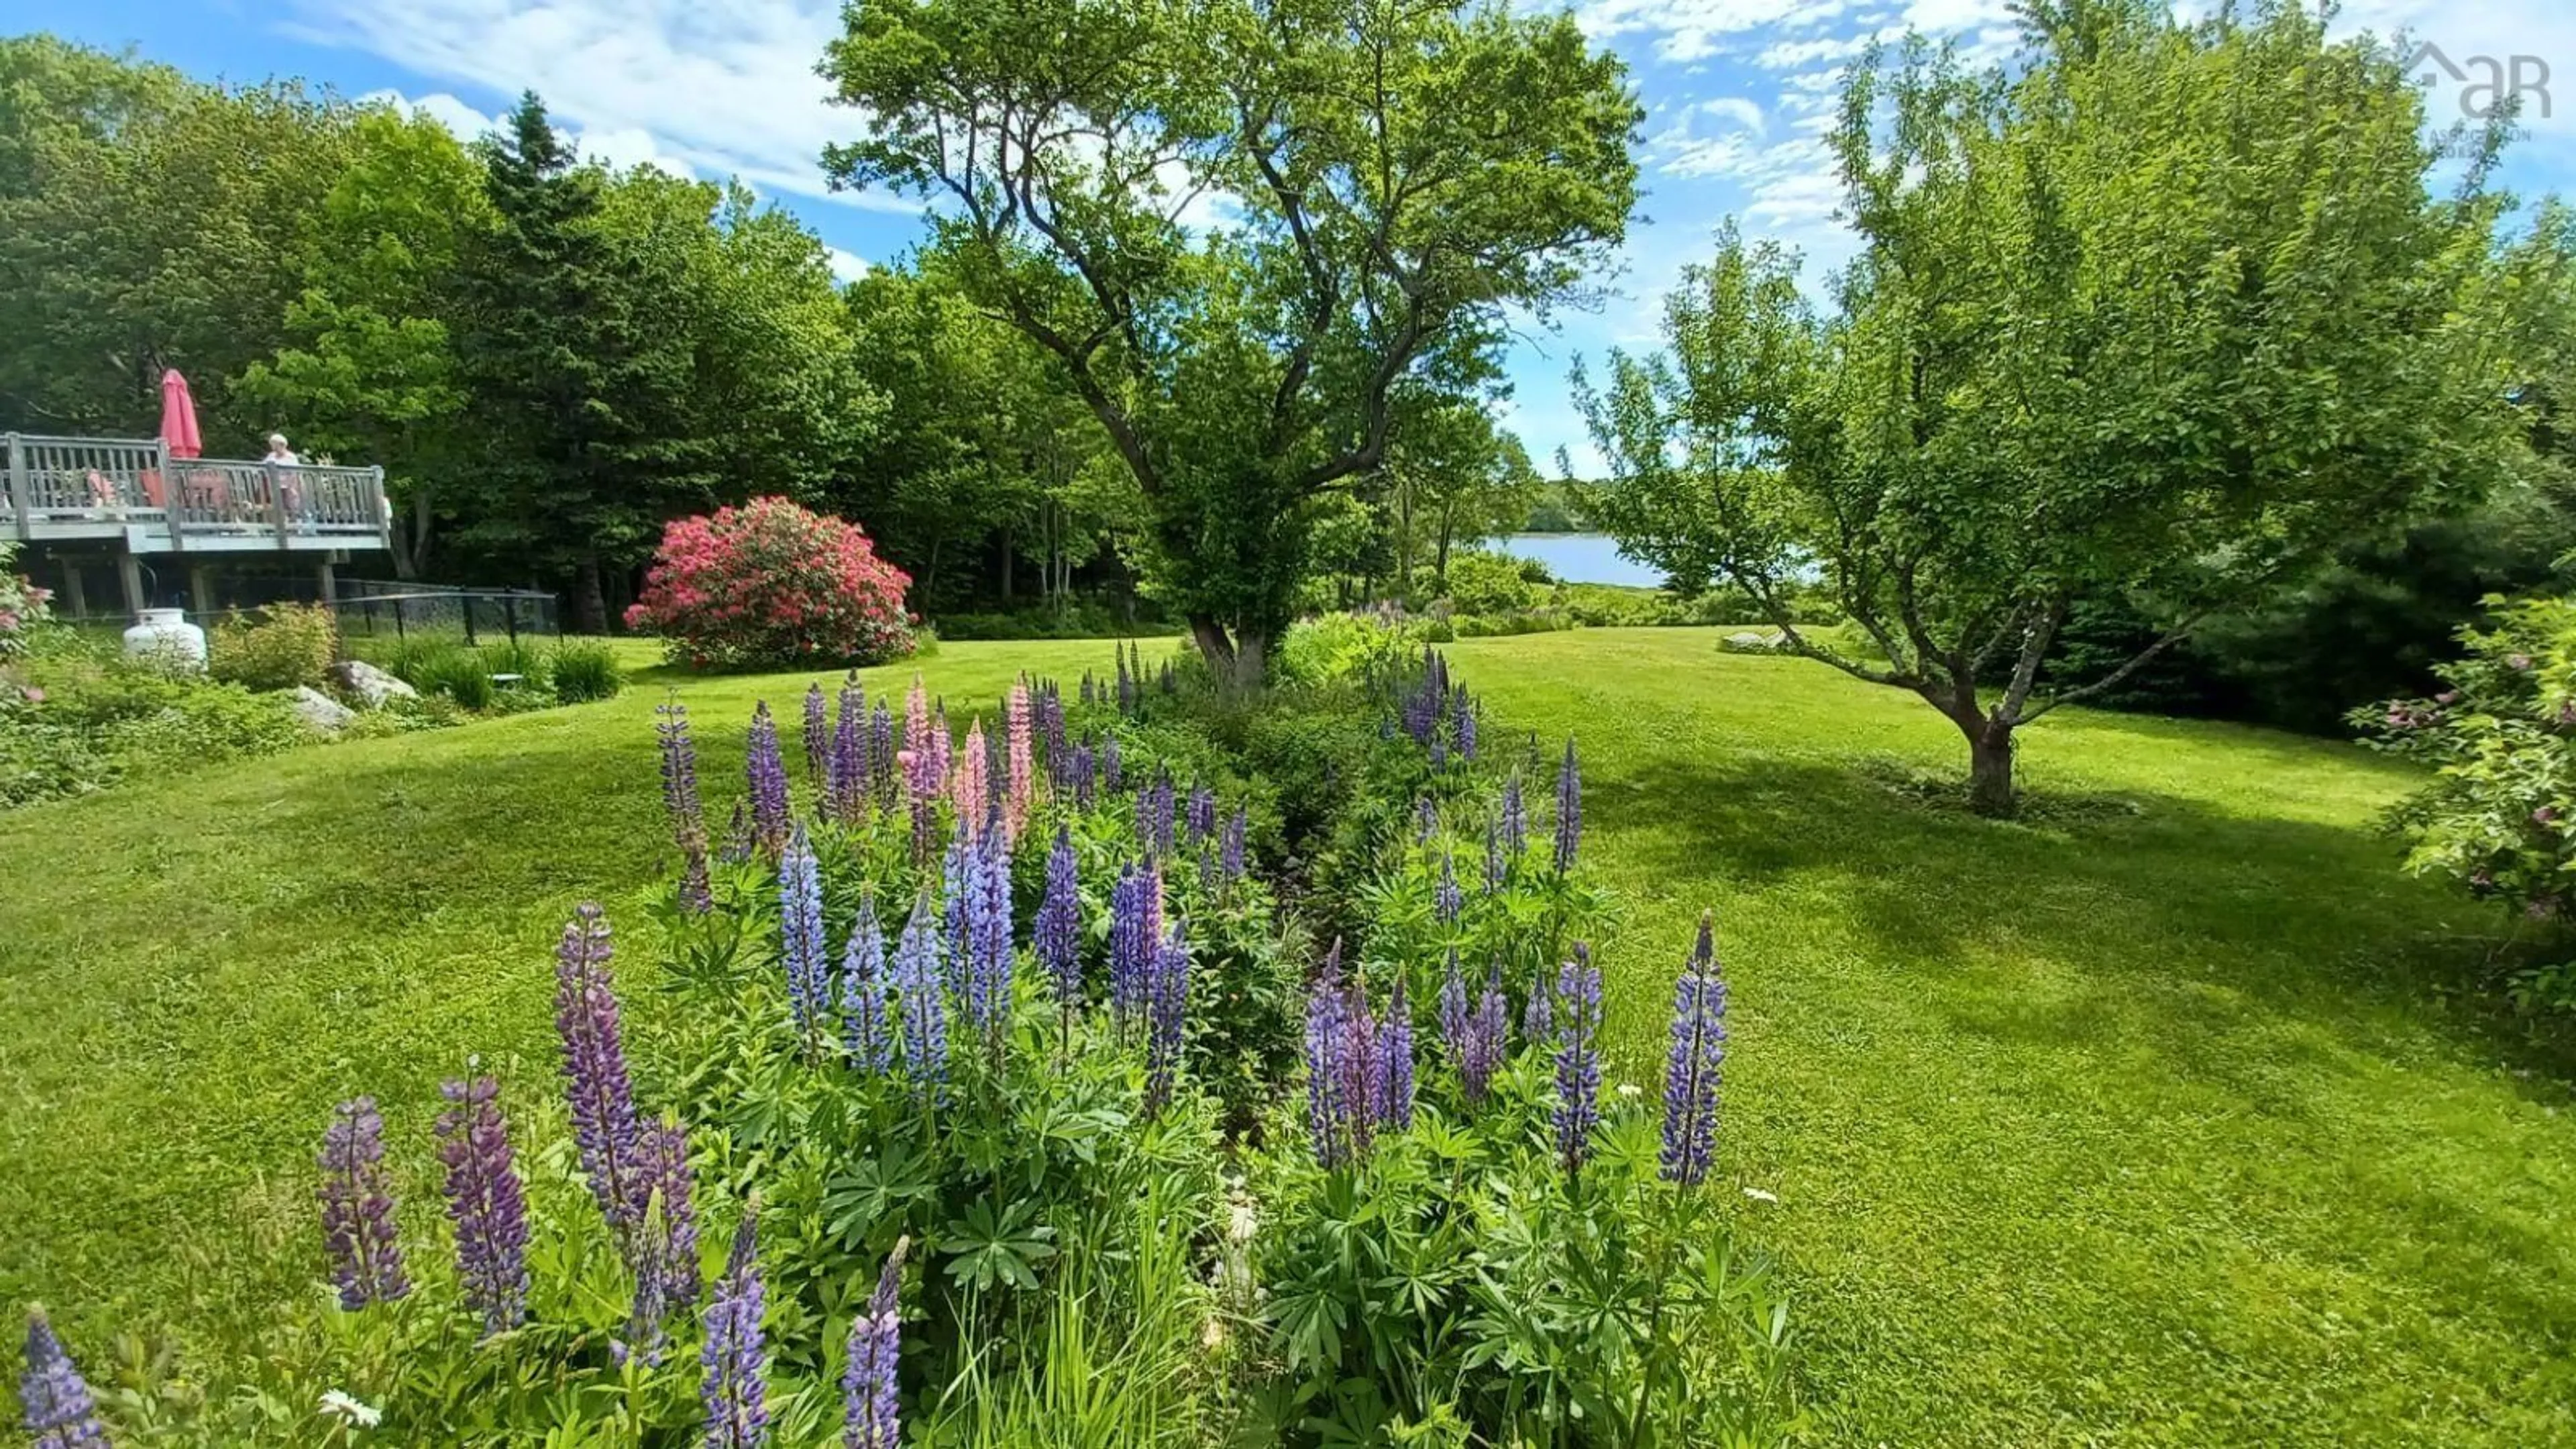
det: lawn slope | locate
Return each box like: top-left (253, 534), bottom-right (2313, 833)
top-left (1453, 629), bottom-right (2575, 1448)
top-left (3, 629), bottom-right (2571, 1446)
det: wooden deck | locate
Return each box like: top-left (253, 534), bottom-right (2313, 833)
top-left (6, 433), bottom-right (391, 555)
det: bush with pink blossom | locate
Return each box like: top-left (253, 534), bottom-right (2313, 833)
top-left (0, 540), bottom-right (53, 664)
top-left (625, 497), bottom-right (916, 670)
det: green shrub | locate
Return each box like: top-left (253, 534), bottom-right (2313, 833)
top-left (547, 639), bottom-right (625, 703)
top-left (1276, 611), bottom-right (1420, 688)
top-left (0, 661), bottom-right (313, 810)
top-left (209, 602), bottom-right (337, 692)
top-left (1438, 549), bottom-right (1542, 615)
top-left (2362, 592), bottom-right (2576, 1008)
top-left (402, 645), bottom-right (496, 711)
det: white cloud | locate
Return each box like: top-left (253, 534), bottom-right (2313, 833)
top-left (824, 246), bottom-right (871, 283)
top-left (289, 1), bottom-right (923, 207)
top-left (369, 89), bottom-right (696, 177)
top-left (1576, 0), bottom-right (1854, 64)
top-left (370, 89), bottom-right (498, 140)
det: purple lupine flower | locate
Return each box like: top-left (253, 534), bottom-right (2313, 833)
top-left (804, 682), bottom-right (830, 788)
top-left (1071, 742), bottom-right (1096, 810)
top-left (557, 904), bottom-right (644, 1231)
top-left (941, 830), bottom-right (971, 998)
top-left (1040, 685), bottom-right (1069, 787)
top-left (831, 677), bottom-right (866, 822)
top-left (1413, 796), bottom-right (1438, 844)
top-left (1303, 943), bottom-right (1351, 1170)
top-left (1036, 824), bottom-right (1083, 1019)
top-left (843, 1239), bottom-right (909, 1449)
top-left (1221, 803), bottom-right (1248, 882)
top-left (1429, 729), bottom-right (1448, 772)
top-left (1187, 782), bottom-right (1217, 843)
top-left (1378, 973), bottom-right (1415, 1129)
top-left (963, 826), bottom-right (1014, 1045)
top-left (1401, 661), bottom-right (1442, 743)
top-left (843, 894), bottom-right (892, 1074)
top-left (1453, 688), bottom-right (1477, 761)
top-left (1436, 852), bottom-right (1462, 925)
top-left (657, 701), bottom-right (705, 840)
top-left (869, 700), bottom-right (899, 810)
top-left (1552, 739), bottom-right (1581, 875)
top-left (1159, 659), bottom-right (1175, 694)
top-left (927, 701), bottom-right (953, 794)
top-left (318, 1096), bottom-right (409, 1309)
top-left (1103, 734), bottom-right (1124, 793)
top-left (1144, 918), bottom-right (1192, 1116)
top-left (1522, 971), bottom-right (1553, 1044)
top-left (435, 1077), bottom-right (531, 1336)
top-left (780, 825), bottom-right (830, 1046)
top-left (894, 892), bottom-right (949, 1099)
top-left (659, 703), bottom-right (714, 912)
top-left (720, 800), bottom-right (754, 865)
top-left (1437, 949), bottom-right (1470, 1053)
top-left (680, 835), bottom-right (714, 916)
top-left (642, 1116), bottom-right (701, 1314)
top-left (1339, 972), bottom-right (1381, 1165)
top-left (702, 1212), bottom-right (769, 1449)
top-left (1553, 946), bottom-right (1603, 1177)
top-left (19, 1309), bottom-right (107, 1449)
top-left (747, 701), bottom-right (792, 855)
top-left (1660, 912), bottom-right (1728, 1189)
top-left (1464, 963), bottom-right (1508, 1105)
top-left (1108, 861), bottom-right (1163, 1030)
top-left (1501, 771), bottom-right (1527, 857)
top-left (1116, 649), bottom-right (1137, 713)
top-left (1081, 671), bottom-right (1097, 707)
top-left (1135, 771), bottom-right (1176, 857)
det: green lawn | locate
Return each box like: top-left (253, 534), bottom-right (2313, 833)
top-left (5, 629), bottom-right (2572, 1445)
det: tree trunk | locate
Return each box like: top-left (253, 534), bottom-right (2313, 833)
top-left (999, 528), bottom-right (1014, 600)
top-left (574, 549), bottom-right (608, 635)
top-left (1188, 614), bottom-right (1269, 695)
top-left (1966, 720), bottom-right (2017, 818)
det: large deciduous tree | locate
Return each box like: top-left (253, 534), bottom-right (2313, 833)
top-left (1578, 0), bottom-right (2522, 814)
top-left (822, 0), bottom-right (1640, 688)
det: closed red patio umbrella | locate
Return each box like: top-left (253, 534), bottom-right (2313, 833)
top-left (154, 368), bottom-right (203, 512)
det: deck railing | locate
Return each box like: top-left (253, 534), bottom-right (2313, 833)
top-left (5, 433), bottom-right (388, 549)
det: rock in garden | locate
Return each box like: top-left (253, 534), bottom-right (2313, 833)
top-left (1725, 631), bottom-right (1777, 651)
top-left (292, 686), bottom-right (359, 733)
top-left (328, 658), bottom-right (419, 707)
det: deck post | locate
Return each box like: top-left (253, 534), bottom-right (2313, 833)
top-left (370, 465), bottom-right (388, 546)
top-left (115, 548), bottom-right (146, 618)
top-left (316, 559), bottom-right (336, 605)
top-left (7, 433), bottom-right (27, 541)
top-left (190, 564), bottom-right (216, 621)
top-left (60, 555), bottom-right (87, 619)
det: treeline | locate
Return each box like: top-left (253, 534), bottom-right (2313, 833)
top-left (0, 36), bottom-right (1550, 632)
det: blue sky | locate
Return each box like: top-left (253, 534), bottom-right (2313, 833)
top-left (15, 0), bottom-right (2573, 472)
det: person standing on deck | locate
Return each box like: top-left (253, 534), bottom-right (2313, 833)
top-left (262, 432), bottom-right (309, 531)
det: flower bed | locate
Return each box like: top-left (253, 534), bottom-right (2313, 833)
top-left (18, 647), bottom-right (1794, 1446)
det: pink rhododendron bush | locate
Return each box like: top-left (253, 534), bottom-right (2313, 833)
top-left (625, 497), bottom-right (915, 669)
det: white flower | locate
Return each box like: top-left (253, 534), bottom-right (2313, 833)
top-left (1615, 1081), bottom-right (1642, 1100)
top-left (1742, 1187), bottom-right (1779, 1205)
top-left (318, 1390), bottom-right (382, 1428)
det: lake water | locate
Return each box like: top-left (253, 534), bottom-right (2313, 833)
top-left (1493, 533), bottom-right (1663, 588)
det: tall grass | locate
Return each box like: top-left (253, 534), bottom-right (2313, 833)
top-left (922, 1182), bottom-right (1231, 1448)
